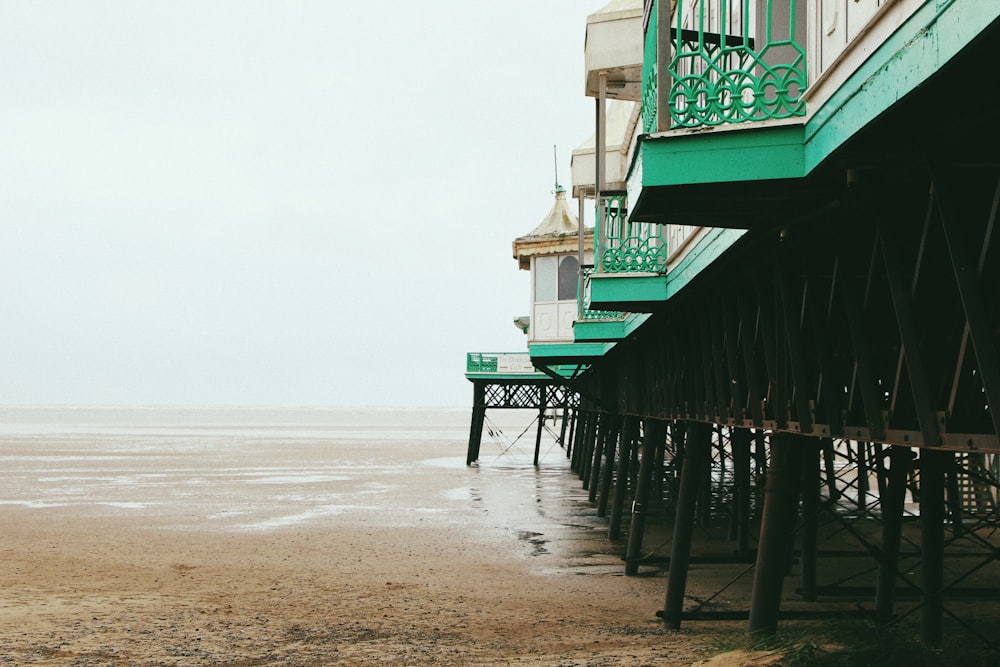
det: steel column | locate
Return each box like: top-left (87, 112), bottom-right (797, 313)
top-left (609, 415), bottom-right (638, 539)
top-left (661, 421), bottom-right (712, 629)
top-left (920, 448), bottom-right (947, 646)
top-left (749, 433), bottom-right (803, 634)
top-left (875, 445), bottom-right (914, 624)
top-left (626, 419), bottom-right (665, 575)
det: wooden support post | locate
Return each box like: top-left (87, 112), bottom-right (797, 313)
top-left (597, 414), bottom-right (621, 518)
top-left (626, 418), bottom-right (665, 575)
top-left (609, 415), bottom-right (638, 539)
top-left (661, 421), bottom-right (712, 629)
top-left (799, 439), bottom-right (820, 602)
top-left (748, 433), bottom-right (803, 635)
top-left (875, 446), bottom-right (914, 625)
top-left (732, 427), bottom-right (753, 558)
top-left (920, 448), bottom-right (947, 646)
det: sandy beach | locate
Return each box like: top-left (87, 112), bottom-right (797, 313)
top-left (0, 407), bottom-right (735, 666)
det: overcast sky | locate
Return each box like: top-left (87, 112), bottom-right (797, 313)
top-left (0, 1), bottom-right (600, 407)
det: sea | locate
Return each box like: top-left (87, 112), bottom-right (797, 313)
top-left (0, 406), bottom-right (614, 559)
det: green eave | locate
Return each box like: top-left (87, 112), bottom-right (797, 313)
top-left (588, 274), bottom-right (668, 312)
top-left (665, 228), bottom-right (747, 298)
top-left (802, 0), bottom-right (1000, 173)
top-left (464, 372), bottom-right (551, 382)
top-left (529, 341), bottom-right (615, 366)
top-left (587, 228), bottom-right (747, 309)
top-left (573, 313), bottom-right (650, 343)
top-left (638, 123), bottom-right (805, 188)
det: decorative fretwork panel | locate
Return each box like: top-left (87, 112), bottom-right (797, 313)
top-left (667, 0), bottom-right (806, 128)
top-left (597, 195), bottom-right (667, 273)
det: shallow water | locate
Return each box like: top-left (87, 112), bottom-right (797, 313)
top-left (0, 406), bottom-right (619, 565)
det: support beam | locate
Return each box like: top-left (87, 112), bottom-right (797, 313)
top-left (934, 178), bottom-right (1000, 440)
top-left (879, 224), bottom-right (941, 447)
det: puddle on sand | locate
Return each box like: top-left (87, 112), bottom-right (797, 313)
top-left (514, 530), bottom-right (549, 556)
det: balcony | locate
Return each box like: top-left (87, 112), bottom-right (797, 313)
top-left (631, 0), bottom-right (999, 203)
top-left (587, 193), bottom-right (670, 311)
top-left (585, 0), bottom-right (645, 101)
top-left (465, 352), bottom-right (548, 380)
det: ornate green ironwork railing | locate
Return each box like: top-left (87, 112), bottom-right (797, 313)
top-left (641, 0), bottom-right (659, 134)
top-left (663, 0), bottom-right (807, 129)
top-left (597, 195), bottom-right (667, 273)
top-left (466, 352), bottom-right (536, 374)
top-left (579, 267), bottom-right (625, 321)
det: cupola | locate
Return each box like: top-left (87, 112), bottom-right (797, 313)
top-left (512, 186), bottom-right (594, 343)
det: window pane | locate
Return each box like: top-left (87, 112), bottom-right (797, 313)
top-left (558, 255), bottom-right (579, 301)
top-left (534, 256), bottom-right (557, 301)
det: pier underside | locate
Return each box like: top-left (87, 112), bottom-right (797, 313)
top-left (499, 22), bottom-right (1000, 651)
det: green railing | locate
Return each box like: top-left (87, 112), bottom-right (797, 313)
top-left (579, 267), bottom-right (625, 321)
top-left (466, 352), bottom-right (536, 374)
top-left (646, 0), bottom-right (806, 130)
top-left (641, 0), bottom-right (659, 134)
top-left (596, 194), bottom-right (667, 273)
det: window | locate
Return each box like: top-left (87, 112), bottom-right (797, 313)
top-left (534, 256), bottom-right (558, 302)
top-left (558, 255), bottom-right (579, 301)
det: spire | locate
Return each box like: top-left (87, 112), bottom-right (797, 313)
top-left (521, 187), bottom-right (578, 238)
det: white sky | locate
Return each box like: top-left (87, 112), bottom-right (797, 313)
top-left (0, 1), bottom-right (601, 408)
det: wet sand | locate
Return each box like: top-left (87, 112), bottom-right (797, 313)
top-left (0, 409), bottom-right (731, 665)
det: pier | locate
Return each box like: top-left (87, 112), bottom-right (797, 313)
top-left (467, 0), bottom-right (1000, 654)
